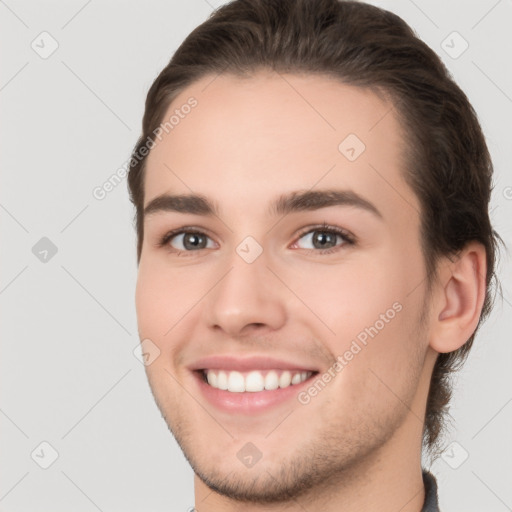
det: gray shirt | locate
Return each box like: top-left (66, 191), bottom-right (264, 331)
top-left (422, 471), bottom-right (440, 511)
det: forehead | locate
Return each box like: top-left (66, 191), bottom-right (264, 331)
top-left (143, 71), bottom-right (420, 220)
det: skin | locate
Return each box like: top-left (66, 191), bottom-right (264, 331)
top-left (135, 71), bottom-right (487, 511)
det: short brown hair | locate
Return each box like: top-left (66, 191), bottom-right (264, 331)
top-left (127, 0), bottom-right (501, 459)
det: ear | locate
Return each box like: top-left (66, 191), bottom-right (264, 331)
top-left (429, 241), bottom-right (487, 354)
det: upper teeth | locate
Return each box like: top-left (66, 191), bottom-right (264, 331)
top-left (205, 369), bottom-right (313, 393)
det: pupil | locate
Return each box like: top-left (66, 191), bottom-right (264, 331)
top-left (184, 233), bottom-right (205, 250)
top-left (314, 231), bottom-right (335, 249)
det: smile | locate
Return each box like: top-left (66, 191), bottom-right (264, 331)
top-left (202, 369), bottom-right (314, 392)
top-left (189, 355), bottom-right (321, 413)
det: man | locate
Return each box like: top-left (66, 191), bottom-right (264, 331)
top-left (127, 1), bottom-right (500, 510)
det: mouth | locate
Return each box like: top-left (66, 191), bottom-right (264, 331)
top-left (191, 365), bottom-right (320, 414)
top-left (188, 355), bottom-right (321, 414)
top-left (198, 368), bottom-right (316, 392)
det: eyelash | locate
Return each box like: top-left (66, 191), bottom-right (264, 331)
top-left (293, 223), bottom-right (355, 254)
top-left (157, 222), bottom-right (355, 256)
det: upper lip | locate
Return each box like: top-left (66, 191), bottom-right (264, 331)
top-left (188, 355), bottom-right (319, 373)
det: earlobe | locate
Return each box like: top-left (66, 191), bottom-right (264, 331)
top-left (429, 242), bottom-right (487, 354)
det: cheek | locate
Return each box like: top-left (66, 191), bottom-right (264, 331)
top-left (135, 260), bottom-right (182, 339)
top-left (287, 249), bottom-right (424, 365)
top-left (135, 258), bottom-right (214, 366)
top-left (135, 271), bottom-right (163, 337)
top-left (286, 253), bottom-right (405, 331)
top-left (135, 263), bottom-right (190, 388)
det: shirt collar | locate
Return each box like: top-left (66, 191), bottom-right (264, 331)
top-left (421, 470), bottom-right (440, 511)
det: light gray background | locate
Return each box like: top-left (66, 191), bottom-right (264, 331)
top-left (1, 0), bottom-right (511, 510)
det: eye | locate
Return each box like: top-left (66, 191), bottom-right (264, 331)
top-left (292, 224), bottom-right (354, 253)
top-left (157, 224), bottom-right (354, 255)
top-left (159, 229), bottom-right (216, 252)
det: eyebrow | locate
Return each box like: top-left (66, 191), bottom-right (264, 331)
top-left (143, 189), bottom-right (383, 220)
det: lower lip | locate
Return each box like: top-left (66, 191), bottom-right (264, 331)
top-left (192, 371), bottom-right (317, 414)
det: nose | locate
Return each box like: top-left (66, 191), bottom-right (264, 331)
top-left (203, 250), bottom-right (287, 338)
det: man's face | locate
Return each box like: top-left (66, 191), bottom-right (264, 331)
top-left (136, 72), bottom-right (436, 502)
